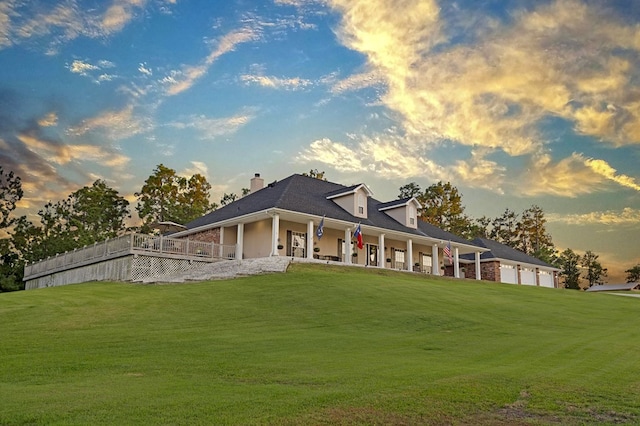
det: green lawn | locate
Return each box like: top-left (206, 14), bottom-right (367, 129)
top-left (2, 263), bottom-right (639, 425)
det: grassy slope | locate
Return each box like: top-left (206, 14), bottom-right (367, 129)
top-left (1, 263), bottom-right (639, 425)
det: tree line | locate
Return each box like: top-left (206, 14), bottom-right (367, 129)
top-left (0, 164), bottom-right (247, 291)
top-left (1, 166), bottom-right (637, 291)
top-left (397, 181), bottom-right (637, 290)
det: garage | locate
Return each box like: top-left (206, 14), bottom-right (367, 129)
top-left (500, 264), bottom-right (518, 284)
top-left (520, 267), bottom-right (536, 286)
top-left (538, 271), bottom-right (554, 288)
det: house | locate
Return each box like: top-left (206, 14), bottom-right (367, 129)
top-left (459, 237), bottom-right (560, 287)
top-left (172, 173), bottom-right (487, 277)
top-left (586, 283), bottom-right (640, 292)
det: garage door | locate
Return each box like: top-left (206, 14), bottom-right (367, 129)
top-left (520, 268), bottom-right (536, 286)
top-left (538, 271), bottom-right (554, 288)
top-left (500, 264), bottom-right (517, 284)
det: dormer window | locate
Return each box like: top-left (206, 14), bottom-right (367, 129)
top-left (409, 204), bottom-right (416, 225)
top-left (358, 194), bottom-right (365, 215)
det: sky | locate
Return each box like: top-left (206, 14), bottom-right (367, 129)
top-left (0, 0), bottom-right (639, 282)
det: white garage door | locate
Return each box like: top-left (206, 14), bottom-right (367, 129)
top-left (500, 264), bottom-right (518, 284)
top-left (538, 271), bottom-right (554, 288)
top-left (520, 268), bottom-right (536, 286)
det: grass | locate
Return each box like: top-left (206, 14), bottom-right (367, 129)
top-left (1, 263), bottom-right (640, 425)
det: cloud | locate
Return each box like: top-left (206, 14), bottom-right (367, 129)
top-left (330, 70), bottom-right (385, 94)
top-left (68, 105), bottom-right (151, 140)
top-left (517, 153), bottom-right (604, 197)
top-left (1, 0), bottom-right (175, 52)
top-left (181, 161), bottom-right (209, 180)
top-left (240, 74), bottom-right (311, 91)
top-left (584, 158), bottom-right (640, 192)
top-left (38, 112), bottom-right (58, 127)
top-left (69, 60), bottom-right (100, 75)
top-left (548, 207), bottom-right (640, 226)
top-left (296, 133), bottom-right (507, 184)
top-left (327, 0), bottom-right (640, 166)
top-left (168, 112), bottom-right (254, 140)
top-left (163, 27), bottom-right (261, 96)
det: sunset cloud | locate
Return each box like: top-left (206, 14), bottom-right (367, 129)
top-left (548, 207), bottom-right (640, 227)
top-left (68, 105), bottom-right (151, 140)
top-left (164, 27), bottom-right (260, 96)
top-left (328, 0), bottom-right (640, 168)
top-left (168, 112), bottom-right (255, 140)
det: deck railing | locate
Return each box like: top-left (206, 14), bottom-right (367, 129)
top-left (24, 233), bottom-right (236, 280)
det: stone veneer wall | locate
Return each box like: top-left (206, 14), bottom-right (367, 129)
top-left (185, 227), bottom-right (220, 244)
top-left (465, 260), bottom-right (501, 282)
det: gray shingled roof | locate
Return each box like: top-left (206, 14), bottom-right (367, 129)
top-left (183, 174), bottom-right (481, 247)
top-left (586, 283), bottom-right (640, 292)
top-left (460, 237), bottom-right (557, 269)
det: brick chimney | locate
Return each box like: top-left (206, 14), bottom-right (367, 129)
top-left (250, 173), bottom-right (264, 193)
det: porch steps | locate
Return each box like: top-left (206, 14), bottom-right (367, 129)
top-left (141, 256), bottom-right (292, 283)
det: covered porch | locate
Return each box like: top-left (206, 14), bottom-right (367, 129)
top-left (197, 209), bottom-right (485, 280)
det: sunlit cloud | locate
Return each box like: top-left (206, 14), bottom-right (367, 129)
top-left (330, 70), bottom-right (385, 94)
top-left (38, 112), bottom-right (59, 127)
top-left (584, 158), bottom-right (640, 192)
top-left (68, 105), bottom-right (151, 140)
top-left (181, 161), bottom-right (209, 180)
top-left (327, 0), bottom-right (640, 164)
top-left (517, 153), bottom-right (603, 197)
top-left (548, 207), bottom-right (640, 227)
top-left (163, 26), bottom-right (261, 96)
top-left (168, 112), bottom-right (254, 140)
top-left (240, 74), bottom-right (311, 90)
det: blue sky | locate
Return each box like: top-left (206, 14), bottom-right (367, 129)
top-left (1, 0), bottom-right (639, 281)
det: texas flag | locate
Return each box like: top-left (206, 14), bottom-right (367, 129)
top-left (353, 223), bottom-right (364, 249)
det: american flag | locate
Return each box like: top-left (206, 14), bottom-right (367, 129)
top-left (443, 241), bottom-right (453, 264)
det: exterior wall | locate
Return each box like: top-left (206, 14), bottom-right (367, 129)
top-left (332, 194), bottom-right (356, 217)
top-left (479, 261), bottom-right (501, 282)
top-left (187, 227), bottom-right (221, 244)
top-left (243, 219), bottom-right (272, 258)
top-left (385, 207), bottom-right (407, 227)
top-left (223, 226), bottom-right (238, 246)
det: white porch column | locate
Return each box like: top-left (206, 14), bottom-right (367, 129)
top-left (475, 251), bottom-right (482, 280)
top-left (271, 213), bottom-right (280, 256)
top-left (454, 247), bottom-right (460, 278)
top-left (307, 220), bottom-right (314, 259)
top-left (431, 244), bottom-right (440, 275)
top-left (236, 223), bottom-right (244, 260)
top-left (219, 227), bottom-right (225, 257)
top-left (378, 234), bottom-right (385, 268)
top-left (345, 228), bottom-right (352, 264)
top-left (407, 239), bottom-right (413, 271)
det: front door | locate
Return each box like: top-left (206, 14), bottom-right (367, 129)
top-left (367, 244), bottom-right (378, 266)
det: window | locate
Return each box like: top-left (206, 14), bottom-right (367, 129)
top-left (287, 231), bottom-right (306, 258)
top-left (408, 204), bottom-right (416, 225)
top-left (358, 193), bottom-right (365, 215)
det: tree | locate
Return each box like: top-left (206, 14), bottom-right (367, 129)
top-left (489, 208), bottom-right (519, 248)
top-left (625, 265), bottom-right (640, 283)
top-left (398, 182), bottom-right (422, 199)
top-left (135, 164), bottom-right (213, 229)
top-left (302, 169), bottom-right (327, 180)
top-left (220, 192), bottom-right (237, 206)
top-left (516, 205), bottom-right (555, 262)
top-left (558, 248), bottom-right (581, 290)
top-left (420, 181), bottom-right (475, 238)
top-left (0, 168), bottom-right (24, 292)
top-left (581, 250), bottom-right (607, 287)
top-left (0, 167), bottom-right (23, 229)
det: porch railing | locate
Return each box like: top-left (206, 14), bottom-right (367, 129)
top-left (24, 233), bottom-right (236, 280)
